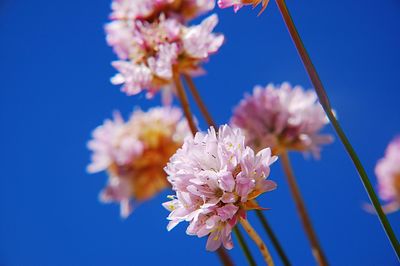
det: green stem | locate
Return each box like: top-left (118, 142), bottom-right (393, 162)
top-left (275, 0), bottom-right (400, 258)
top-left (233, 227), bottom-right (257, 266)
top-left (255, 210), bottom-right (291, 266)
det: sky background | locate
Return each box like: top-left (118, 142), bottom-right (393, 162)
top-left (1, 0), bottom-right (400, 265)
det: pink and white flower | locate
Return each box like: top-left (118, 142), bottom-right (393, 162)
top-left (110, 0), bottom-right (215, 22)
top-left (87, 106), bottom-right (190, 217)
top-left (106, 14), bottom-right (224, 100)
top-left (231, 82), bottom-right (333, 157)
top-left (163, 125), bottom-right (277, 251)
top-left (375, 137), bottom-right (400, 213)
top-left (218, 0), bottom-right (269, 14)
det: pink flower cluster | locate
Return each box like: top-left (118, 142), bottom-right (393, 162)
top-left (375, 137), bottom-right (400, 212)
top-left (106, 0), bottom-right (224, 100)
top-left (163, 125), bottom-right (277, 251)
top-left (231, 82), bottom-right (333, 157)
top-left (87, 106), bottom-right (189, 217)
top-left (110, 0), bottom-right (215, 22)
top-left (218, 0), bottom-right (269, 13)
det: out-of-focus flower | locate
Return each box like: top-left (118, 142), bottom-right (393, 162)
top-left (375, 137), bottom-right (400, 213)
top-left (106, 14), bottom-right (224, 100)
top-left (163, 125), bottom-right (277, 251)
top-left (231, 82), bottom-right (333, 157)
top-left (218, 0), bottom-right (269, 14)
top-left (110, 0), bottom-right (215, 23)
top-left (87, 107), bottom-right (190, 218)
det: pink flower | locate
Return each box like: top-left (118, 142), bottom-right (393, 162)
top-left (217, 0), bottom-right (243, 12)
top-left (110, 0), bottom-right (215, 22)
top-left (87, 107), bottom-right (190, 218)
top-left (183, 14), bottom-right (225, 58)
top-left (375, 137), bottom-right (400, 213)
top-left (106, 14), bottom-right (224, 100)
top-left (218, 0), bottom-right (269, 14)
top-left (163, 125), bottom-right (277, 251)
top-left (231, 82), bottom-right (333, 157)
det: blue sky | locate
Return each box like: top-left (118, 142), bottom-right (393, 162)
top-left (0, 0), bottom-right (399, 265)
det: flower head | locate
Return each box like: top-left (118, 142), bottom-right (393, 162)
top-left (87, 106), bottom-right (189, 217)
top-left (106, 14), bottom-right (224, 99)
top-left (110, 0), bottom-right (215, 23)
top-left (218, 0), bottom-right (269, 14)
top-left (231, 82), bottom-right (333, 157)
top-left (375, 137), bottom-right (400, 213)
top-left (163, 125), bottom-right (277, 251)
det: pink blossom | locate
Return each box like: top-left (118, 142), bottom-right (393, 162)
top-left (163, 125), bottom-right (277, 251)
top-left (217, 0), bottom-right (269, 14)
top-left (106, 15), bottom-right (224, 100)
top-left (87, 107), bottom-right (190, 217)
top-left (217, 0), bottom-right (243, 12)
top-left (231, 82), bottom-right (333, 157)
top-left (110, 0), bottom-right (215, 22)
top-left (375, 137), bottom-right (400, 213)
top-left (183, 14), bottom-right (225, 58)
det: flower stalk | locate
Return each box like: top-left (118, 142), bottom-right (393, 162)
top-left (280, 151), bottom-right (328, 266)
top-left (216, 248), bottom-right (235, 266)
top-left (275, 0), bottom-right (400, 258)
top-left (234, 227), bottom-right (257, 266)
top-left (255, 209), bottom-right (291, 266)
top-left (183, 74), bottom-right (216, 128)
top-left (173, 73), bottom-right (197, 135)
top-left (240, 217), bottom-right (275, 266)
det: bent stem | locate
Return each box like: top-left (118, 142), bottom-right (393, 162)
top-left (254, 209), bottom-right (291, 266)
top-left (275, 0), bottom-right (400, 258)
top-left (233, 227), bottom-right (257, 266)
top-left (173, 74), bottom-right (197, 135)
top-left (183, 74), bottom-right (216, 128)
top-left (240, 217), bottom-right (275, 266)
top-left (280, 151), bottom-right (328, 266)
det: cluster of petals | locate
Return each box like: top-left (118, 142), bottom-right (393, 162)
top-left (163, 125), bottom-right (277, 251)
top-left (218, 0), bottom-right (269, 14)
top-left (106, 0), bottom-right (224, 100)
top-left (110, 0), bottom-right (215, 22)
top-left (87, 106), bottom-right (189, 217)
top-left (231, 82), bottom-right (333, 157)
top-left (375, 137), bottom-right (400, 213)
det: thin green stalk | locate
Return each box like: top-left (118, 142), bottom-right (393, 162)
top-left (233, 227), bottom-right (257, 266)
top-left (275, 0), bottom-right (400, 258)
top-left (255, 210), bottom-right (291, 266)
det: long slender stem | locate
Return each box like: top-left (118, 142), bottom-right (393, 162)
top-left (240, 217), bottom-right (275, 266)
top-left (216, 248), bottom-right (235, 266)
top-left (233, 227), bottom-right (257, 266)
top-left (275, 0), bottom-right (400, 258)
top-left (280, 151), bottom-right (328, 266)
top-left (255, 209), bottom-right (291, 266)
top-left (183, 74), bottom-right (216, 128)
top-left (173, 74), bottom-right (197, 135)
